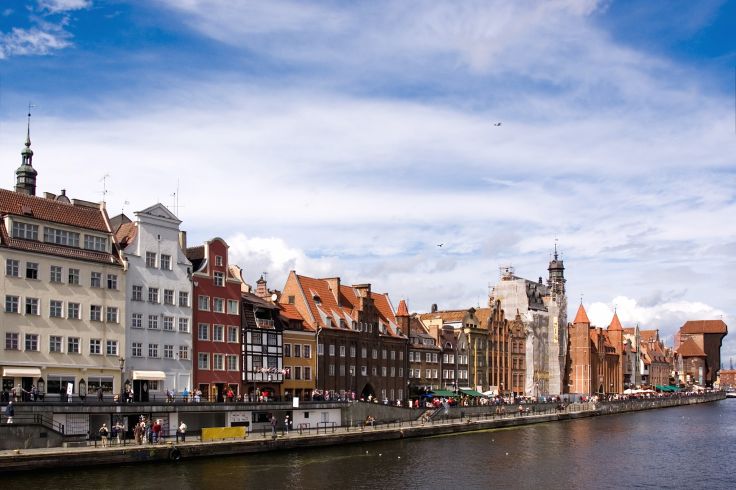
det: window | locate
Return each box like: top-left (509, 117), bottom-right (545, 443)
top-left (390, 350), bottom-right (396, 360)
top-left (179, 291), bottom-right (189, 307)
top-left (145, 252), bottom-right (157, 267)
top-left (383, 349), bottom-right (387, 360)
top-left (131, 313), bottom-right (143, 328)
top-left (213, 298), bottom-right (224, 313)
top-left (361, 347), bottom-right (367, 358)
top-left (5, 332), bottom-right (19, 350)
top-left (213, 324), bottom-right (224, 342)
top-left (227, 299), bottom-right (238, 315)
top-left (433, 353), bottom-right (438, 363)
top-left (5, 295), bottom-right (19, 313)
top-left (304, 367), bottom-right (311, 380)
top-left (50, 265), bottom-right (62, 283)
top-left (198, 295), bottom-right (209, 311)
top-left (425, 352), bottom-right (431, 362)
top-left (132, 285), bottom-right (143, 301)
top-left (329, 344), bottom-right (335, 356)
top-left (132, 342), bottom-right (142, 357)
top-left (294, 344), bottom-right (302, 357)
top-left (215, 255), bottom-right (223, 266)
top-left (106, 307), bottom-right (119, 323)
top-left (90, 271), bottom-right (102, 288)
top-left (317, 343), bottom-right (323, 355)
top-left (84, 235), bottom-right (107, 251)
top-left (288, 295), bottom-right (295, 304)
top-left (67, 337), bottom-right (80, 354)
top-left (372, 367), bottom-right (377, 376)
top-left (350, 345), bottom-right (356, 358)
top-left (6, 259), bottom-right (20, 277)
top-left (340, 345), bottom-right (346, 357)
top-left (198, 323), bottom-right (209, 340)
top-left (68, 268), bottom-right (79, 285)
top-left (284, 343), bottom-right (291, 357)
top-left (148, 315), bottom-right (159, 329)
top-left (49, 335), bottom-right (62, 352)
top-left (26, 262), bottom-right (38, 279)
top-left (148, 287), bottom-right (159, 303)
top-left (164, 344), bottom-right (174, 359)
top-left (178, 317), bottom-right (190, 333)
top-left (25, 297), bottom-right (39, 315)
top-left (340, 365), bottom-right (345, 376)
top-left (163, 316), bottom-right (174, 331)
top-left (44, 227), bottom-right (80, 247)
top-left (382, 367), bottom-right (387, 377)
top-left (303, 345), bottom-right (311, 359)
top-left (160, 254), bottom-right (171, 270)
top-left (12, 222), bottom-right (38, 240)
top-left (198, 353), bottom-right (209, 370)
top-left (226, 355), bottom-right (238, 371)
top-left (107, 274), bottom-right (118, 290)
top-left (267, 333), bottom-right (277, 346)
top-left (399, 351), bottom-right (404, 360)
top-left (214, 271), bottom-right (224, 287)
top-left (399, 367), bottom-right (403, 377)
top-left (68, 302), bottom-right (80, 320)
top-left (252, 331), bottom-right (262, 345)
top-left (328, 364), bottom-right (335, 376)
top-left (178, 345), bottom-right (189, 360)
top-left (361, 365), bottom-right (367, 376)
top-left (106, 340), bottom-right (119, 356)
top-left (390, 367), bottom-right (395, 377)
top-left (164, 289), bottom-right (174, 305)
top-left (90, 305), bottom-right (102, 321)
top-left (372, 349), bottom-right (378, 359)
top-left (148, 343), bottom-right (158, 358)
top-left (25, 333), bottom-right (39, 351)
top-left (295, 366), bottom-right (302, 380)
top-left (227, 326), bottom-right (238, 343)
top-left (50, 300), bottom-right (63, 318)
top-left (213, 354), bottom-right (224, 370)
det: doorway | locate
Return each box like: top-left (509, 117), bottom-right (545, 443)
top-left (134, 380), bottom-right (150, 402)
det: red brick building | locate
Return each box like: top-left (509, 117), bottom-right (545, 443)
top-left (674, 320), bottom-right (728, 386)
top-left (186, 238), bottom-right (242, 401)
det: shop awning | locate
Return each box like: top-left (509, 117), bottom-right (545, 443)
top-left (430, 389), bottom-right (458, 397)
top-left (460, 388), bottom-right (486, 397)
top-left (132, 370), bottom-right (167, 381)
top-left (3, 367), bottom-right (42, 377)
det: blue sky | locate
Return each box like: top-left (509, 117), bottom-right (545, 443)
top-left (1, 0), bottom-right (735, 363)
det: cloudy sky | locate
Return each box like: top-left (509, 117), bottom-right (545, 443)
top-left (1, 1), bottom-right (735, 362)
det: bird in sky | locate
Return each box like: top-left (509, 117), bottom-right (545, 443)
top-left (494, 122), bottom-right (502, 126)
top-left (437, 243), bottom-right (444, 247)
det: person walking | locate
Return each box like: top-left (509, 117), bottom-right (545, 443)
top-left (176, 421), bottom-right (187, 443)
top-left (270, 415), bottom-right (277, 439)
top-left (284, 415), bottom-right (290, 435)
top-left (99, 423), bottom-right (109, 447)
top-left (4, 401), bottom-right (14, 424)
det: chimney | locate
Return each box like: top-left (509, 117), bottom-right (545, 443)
top-left (431, 303), bottom-right (438, 313)
top-left (325, 277), bottom-right (341, 306)
top-left (179, 230), bottom-right (187, 251)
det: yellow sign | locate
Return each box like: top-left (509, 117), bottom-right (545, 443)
top-left (201, 426), bottom-right (247, 441)
top-left (553, 317), bottom-right (559, 343)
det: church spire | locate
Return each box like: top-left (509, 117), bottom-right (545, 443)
top-left (15, 107), bottom-right (38, 196)
top-left (547, 240), bottom-right (566, 295)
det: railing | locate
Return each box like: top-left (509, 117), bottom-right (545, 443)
top-left (1, 413), bottom-right (66, 434)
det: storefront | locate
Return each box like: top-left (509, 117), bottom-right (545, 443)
top-left (132, 371), bottom-right (167, 402)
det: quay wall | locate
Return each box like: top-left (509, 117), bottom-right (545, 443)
top-left (0, 393), bottom-right (725, 473)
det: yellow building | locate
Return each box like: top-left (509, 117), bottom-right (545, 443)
top-left (280, 303), bottom-right (316, 401)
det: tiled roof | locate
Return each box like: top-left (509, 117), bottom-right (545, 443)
top-left (185, 245), bottom-right (205, 260)
top-left (573, 304), bottom-right (590, 324)
top-left (676, 338), bottom-right (707, 357)
top-left (0, 188), bottom-right (108, 231)
top-left (640, 330), bottom-right (658, 343)
top-left (396, 299), bottom-right (409, 317)
top-left (608, 312), bottom-right (623, 331)
top-left (680, 320), bottom-right (728, 335)
top-left (622, 327), bottom-right (636, 335)
top-left (242, 291), bottom-right (278, 309)
top-left (115, 222), bottom-right (137, 250)
top-left (417, 308), bottom-right (491, 326)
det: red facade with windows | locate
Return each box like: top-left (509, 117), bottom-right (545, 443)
top-left (186, 237), bottom-right (242, 401)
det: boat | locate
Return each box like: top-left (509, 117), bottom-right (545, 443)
top-left (726, 392), bottom-right (736, 398)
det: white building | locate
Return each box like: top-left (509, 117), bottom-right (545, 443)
top-left (1, 130), bottom-right (126, 401)
top-left (113, 204), bottom-right (192, 401)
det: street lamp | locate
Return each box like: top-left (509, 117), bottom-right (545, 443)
top-left (119, 358), bottom-right (125, 403)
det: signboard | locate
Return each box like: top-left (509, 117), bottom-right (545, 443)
top-left (66, 382), bottom-right (73, 396)
top-left (292, 396), bottom-right (300, 408)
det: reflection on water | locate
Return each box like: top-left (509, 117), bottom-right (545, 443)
top-left (5, 401), bottom-right (736, 490)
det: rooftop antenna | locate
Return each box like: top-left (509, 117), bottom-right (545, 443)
top-left (580, 293), bottom-right (583, 305)
top-left (100, 173), bottom-right (110, 203)
top-left (554, 237), bottom-right (559, 260)
top-left (122, 200), bottom-right (130, 217)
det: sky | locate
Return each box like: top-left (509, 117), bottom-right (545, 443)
top-left (1, 0), bottom-right (735, 364)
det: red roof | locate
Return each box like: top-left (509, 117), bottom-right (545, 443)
top-left (608, 312), bottom-right (623, 331)
top-left (0, 188), bottom-right (108, 231)
top-left (676, 338), bottom-right (706, 357)
top-left (573, 304), bottom-right (590, 324)
top-left (396, 299), bottom-right (409, 317)
top-left (680, 320), bottom-right (728, 335)
top-left (115, 222), bottom-right (137, 250)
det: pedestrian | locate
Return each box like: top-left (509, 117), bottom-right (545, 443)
top-left (176, 421), bottom-right (187, 443)
top-left (4, 401), bottom-right (14, 424)
top-left (133, 422), bottom-right (142, 444)
top-left (152, 419), bottom-right (161, 443)
top-left (31, 385), bottom-right (38, 402)
top-left (284, 415), bottom-right (290, 435)
top-left (97, 387), bottom-right (104, 402)
top-left (270, 415), bottom-right (277, 439)
top-left (182, 387), bottom-right (189, 403)
top-left (99, 423), bottom-right (109, 447)
top-left (115, 421), bottom-right (124, 444)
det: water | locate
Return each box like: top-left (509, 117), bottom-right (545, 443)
top-left (5, 400), bottom-right (736, 489)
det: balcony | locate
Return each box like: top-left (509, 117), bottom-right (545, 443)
top-left (256, 319), bottom-right (275, 329)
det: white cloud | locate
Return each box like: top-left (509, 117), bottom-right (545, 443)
top-left (0, 26), bottom-right (71, 58)
top-left (37, 0), bottom-right (91, 14)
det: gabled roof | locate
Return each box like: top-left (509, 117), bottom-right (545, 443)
top-left (676, 338), bottom-right (707, 357)
top-left (136, 203), bottom-right (180, 223)
top-left (0, 188), bottom-right (108, 231)
top-left (417, 307), bottom-right (491, 327)
top-left (640, 330), bottom-right (658, 343)
top-left (115, 222), bottom-right (137, 250)
top-left (608, 312), bottom-right (623, 331)
top-left (573, 304), bottom-right (590, 324)
top-left (622, 327), bottom-right (636, 335)
top-left (396, 299), bottom-right (409, 317)
top-left (680, 320), bottom-right (728, 335)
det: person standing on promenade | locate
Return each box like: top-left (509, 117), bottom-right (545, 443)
top-left (284, 415), bottom-right (290, 435)
top-left (99, 424), bottom-right (109, 447)
top-left (133, 421), bottom-right (142, 444)
top-left (115, 421), bottom-right (125, 444)
top-left (4, 401), bottom-right (14, 423)
top-left (152, 419), bottom-right (161, 443)
top-left (270, 415), bottom-right (277, 439)
top-left (176, 421), bottom-right (187, 443)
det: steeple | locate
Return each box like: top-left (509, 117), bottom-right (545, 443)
top-left (547, 241), bottom-right (566, 295)
top-left (396, 299), bottom-right (409, 317)
top-left (573, 303), bottom-right (590, 325)
top-left (15, 109), bottom-right (38, 196)
top-left (608, 311), bottom-right (623, 331)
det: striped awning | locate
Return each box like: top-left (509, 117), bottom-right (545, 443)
top-left (3, 367), bottom-right (42, 377)
top-left (132, 370), bottom-right (167, 380)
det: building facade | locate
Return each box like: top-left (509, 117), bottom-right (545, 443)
top-left (114, 204), bottom-right (192, 400)
top-left (674, 320), bottom-right (728, 387)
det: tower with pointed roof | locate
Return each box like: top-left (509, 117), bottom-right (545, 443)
top-left (547, 243), bottom-right (565, 296)
top-left (566, 303), bottom-right (592, 394)
top-left (607, 311), bottom-right (624, 393)
top-left (15, 112), bottom-right (38, 196)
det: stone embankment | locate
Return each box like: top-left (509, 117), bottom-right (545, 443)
top-left (0, 392), bottom-right (724, 473)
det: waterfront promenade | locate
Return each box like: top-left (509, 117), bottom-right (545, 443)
top-left (0, 392), bottom-right (723, 473)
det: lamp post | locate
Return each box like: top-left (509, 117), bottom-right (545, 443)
top-left (119, 357), bottom-right (125, 403)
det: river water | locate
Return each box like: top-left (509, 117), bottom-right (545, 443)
top-left (5, 400), bottom-right (736, 489)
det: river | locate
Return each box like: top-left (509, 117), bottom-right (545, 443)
top-left (4, 400), bottom-right (735, 489)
